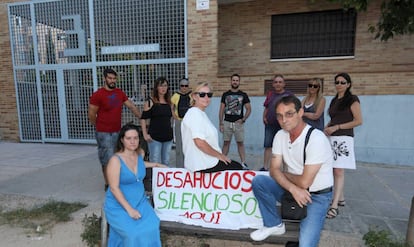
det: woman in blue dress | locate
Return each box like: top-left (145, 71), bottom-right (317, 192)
top-left (104, 123), bottom-right (166, 247)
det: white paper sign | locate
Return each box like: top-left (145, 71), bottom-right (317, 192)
top-left (196, 0), bottom-right (209, 10)
top-left (153, 168), bottom-right (268, 230)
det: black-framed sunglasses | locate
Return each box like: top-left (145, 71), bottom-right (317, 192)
top-left (308, 84), bottom-right (320, 89)
top-left (196, 92), bottom-right (213, 98)
top-left (180, 85), bottom-right (189, 87)
top-left (335, 81), bottom-right (348, 85)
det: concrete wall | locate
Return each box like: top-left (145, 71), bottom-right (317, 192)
top-left (205, 95), bottom-right (414, 167)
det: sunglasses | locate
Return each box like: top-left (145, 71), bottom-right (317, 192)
top-left (196, 92), bottom-right (213, 98)
top-left (308, 84), bottom-right (320, 89)
top-left (335, 81), bottom-right (348, 85)
top-left (180, 85), bottom-right (189, 87)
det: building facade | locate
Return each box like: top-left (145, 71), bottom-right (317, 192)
top-left (0, 0), bottom-right (413, 165)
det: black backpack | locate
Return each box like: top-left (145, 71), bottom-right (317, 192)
top-left (177, 92), bottom-right (191, 118)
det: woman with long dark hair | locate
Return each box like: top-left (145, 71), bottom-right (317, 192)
top-left (324, 73), bottom-right (363, 219)
top-left (104, 123), bottom-right (166, 246)
top-left (140, 77), bottom-right (174, 166)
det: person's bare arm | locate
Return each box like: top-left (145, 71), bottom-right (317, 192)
top-left (303, 97), bottom-right (326, 120)
top-left (263, 107), bottom-right (268, 125)
top-left (325, 100), bottom-right (362, 135)
top-left (340, 101), bottom-right (363, 129)
top-left (88, 104), bottom-right (99, 126)
top-left (144, 161), bottom-right (168, 168)
top-left (283, 163), bottom-right (322, 190)
top-left (242, 102), bottom-right (252, 122)
top-left (194, 138), bottom-right (231, 164)
top-left (171, 104), bottom-right (179, 120)
top-left (140, 100), bottom-right (152, 142)
top-left (219, 103), bottom-right (225, 132)
top-left (124, 100), bottom-right (141, 119)
top-left (269, 154), bottom-right (316, 207)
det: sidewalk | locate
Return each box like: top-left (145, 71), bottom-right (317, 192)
top-left (0, 141), bottom-right (412, 246)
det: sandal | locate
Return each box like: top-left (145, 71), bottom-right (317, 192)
top-left (326, 207), bottom-right (339, 219)
top-left (338, 200), bottom-right (346, 207)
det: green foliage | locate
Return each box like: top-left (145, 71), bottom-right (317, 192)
top-left (363, 228), bottom-right (409, 247)
top-left (373, 0), bottom-right (414, 41)
top-left (0, 200), bottom-right (86, 234)
top-left (324, 0), bottom-right (414, 41)
top-left (81, 213), bottom-right (101, 247)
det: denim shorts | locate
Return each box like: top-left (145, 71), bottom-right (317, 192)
top-left (263, 124), bottom-right (281, 148)
top-left (95, 132), bottom-right (119, 167)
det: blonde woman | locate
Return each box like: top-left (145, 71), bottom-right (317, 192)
top-left (301, 78), bottom-right (326, 130)
top-left (181, 82), bottom-right (244, 172)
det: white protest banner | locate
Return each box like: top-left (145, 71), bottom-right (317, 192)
top-left (152, 168), bottom-right (268, 230)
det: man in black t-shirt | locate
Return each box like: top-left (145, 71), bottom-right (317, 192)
top-left (219, 74), bottom-right (251, 168)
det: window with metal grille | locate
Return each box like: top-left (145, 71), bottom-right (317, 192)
top-left (271, 9), bottom-right (357, 59)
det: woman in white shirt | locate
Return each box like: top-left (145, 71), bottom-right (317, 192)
top-left (181, 82), bottom-right (244, 172)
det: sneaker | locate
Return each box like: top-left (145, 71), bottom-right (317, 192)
top-left (259, 167), bottom-right (268, 171)
top-left (241, 162), bottom-right (249, 170)
top-left (250, 223), bottom-right (286, 241)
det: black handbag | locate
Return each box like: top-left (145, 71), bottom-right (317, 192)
top-left (281, 192), bottom-right (307, 220)
top-left (281, 127), bottom-right (315, 221)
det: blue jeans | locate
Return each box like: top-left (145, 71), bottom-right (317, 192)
top-left (148, 139), bottom-right (173, 166)
top-left (252, 175), bottom-right (332, 247)
top-left (95, 132), bottom-right (119, 166)
top-left (264, 124), bottom-right (281, 148)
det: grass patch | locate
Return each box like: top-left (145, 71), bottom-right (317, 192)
top-left (0, 200), bottom-right (87, 234)
top-left (81, 213), bottom-right (101, 247)
top-left (363, 227), bottom-right (409, 247)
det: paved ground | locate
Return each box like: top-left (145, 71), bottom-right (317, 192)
top-left (0, 141), bottom-right (413, 246)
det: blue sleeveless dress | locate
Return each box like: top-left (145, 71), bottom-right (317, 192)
top-left (104, 155), bottom-right (161, 247)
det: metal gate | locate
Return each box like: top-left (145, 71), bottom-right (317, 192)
top-left (8, 0), bottom-right (187, 143)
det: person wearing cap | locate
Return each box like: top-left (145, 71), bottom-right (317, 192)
top-left (219, 74), bottom-right (251, 168)
top-left (171, 78), bottom-right (192, 167)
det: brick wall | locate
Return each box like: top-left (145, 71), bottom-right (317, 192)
top-left (217, 0), bottom-right (414, 96)
top-left (187, 0), bottom-right (219, 86)
top-left (0, 0), bottom-right (20, 141)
